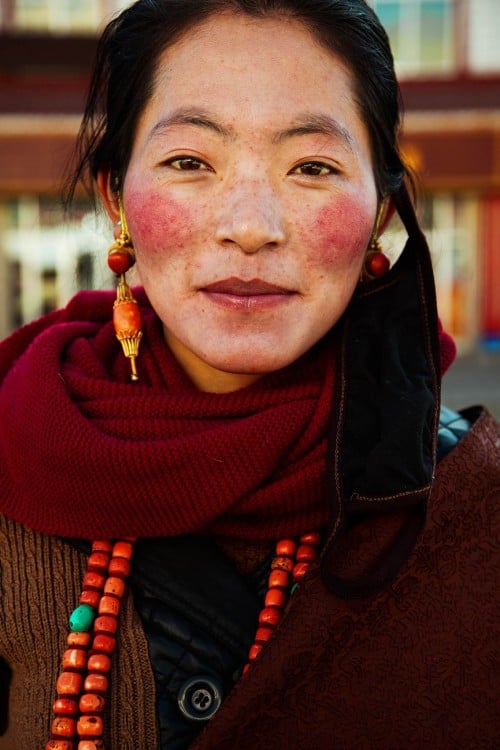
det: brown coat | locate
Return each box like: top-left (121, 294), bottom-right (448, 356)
top-left (1, 410), bottom-right (499, 749)
top-left (192, 409), bottom-right (500, 750)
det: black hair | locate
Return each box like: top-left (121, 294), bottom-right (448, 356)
top-left (66, 0), bottom-right (407, 205)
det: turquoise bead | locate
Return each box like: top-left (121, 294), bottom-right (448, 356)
top-left (290, 583), bottom-right (299, 596)
top-left (69, 603), bottom-right (95, 632)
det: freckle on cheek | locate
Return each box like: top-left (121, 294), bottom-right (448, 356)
top-left (312, 201), bottom-right (372, 264)
top-left (125, 191), bottom-right (191, 251)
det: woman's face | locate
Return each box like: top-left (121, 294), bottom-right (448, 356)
top-left (119, 13), bottom-right (378, 391)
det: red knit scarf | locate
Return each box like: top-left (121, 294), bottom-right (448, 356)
top-left (0, 290), bottom-right (335, 540)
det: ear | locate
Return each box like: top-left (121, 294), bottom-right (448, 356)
top-left (378, 197), bottom-right (397, 236)
top-left (97, 169), bottom-right (120, 223)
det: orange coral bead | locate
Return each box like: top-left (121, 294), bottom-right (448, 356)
top-left (62, 648), bottom-right (88, 670)
top-left (98, 595), bottom-right (120, 617)
top-left (78, 741), bottom-right (105, 750)
top-left (83, 674), bottom-right (108, 693)
top-left (93, 615), bottom-right (117, 635)
top-left (92, 633), bottom-right (116, 655)
top-left (108, 250), bottom-right (133, 275)
top-left (366, 251), bottom-right (390, 278)
top-left (76, 715), bottom-right (103, 737)
top-left (92, 541), bottom-right (112, 553)
top-left (296, 543), bottom-right (317, 562)
top-left (268, 569), bottom-right (289, 589)
top-left (258, 607), bottom-right (281, 628)
top-left (292, 562), bottom-right (311, 580)
top-left (248, 644), bottom-right (263, 661)
top-left (67, 632), bottom-right (92, 648)
top-left (270, 556), bottom-right (294, 572)
top-left (56, 672), bottom-right (83, 696)
top-left (87, 654), bottom-right (111, 674)
top-left (112, 540), bottom-right (134, 560)
top-left (300, 532), bottom-right (321, 545)
top-left (264, 588), bottom-right (286, 608)
top-left (79, 694), bottom-right (106, 714)
top-left (108, 557), bottom-right (130, 578)
top-left (104, 576), bottom-right (125, 597)
top-left (53, 698), bottom-right (79, 716)
top-left (113, 300), bottom-right (142, 336)
top-left (275, 539), bottom-right (296, 557)
top-left (82, 572), bottom-right (106, 590)
top-left (254, 626), bottom-right (274, 644)
top-left (79, 590), bottom-right (101, 609)
top-left (87, 552), bottom-right (109, 573)
top-left (51, 716), bottom-right (77, 738)
top-left (46, 741), bottom-right (75, 750)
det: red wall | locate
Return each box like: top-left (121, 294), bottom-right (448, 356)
top-left (482, 197), bottom-right (500, 343)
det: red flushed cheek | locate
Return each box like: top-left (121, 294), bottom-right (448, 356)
top-left (306, 198), bottom-right (373, 267)
top-left (124, 188), bottom-right (194, 257)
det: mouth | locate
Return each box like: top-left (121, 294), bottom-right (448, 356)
top-left (201, 277), bottom-right (295, 311)
top-left (202, 277), bottom-right (291, 295)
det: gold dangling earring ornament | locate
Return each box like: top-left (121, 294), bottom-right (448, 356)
top-left (363, 202), bottom-right (391, 280)
top-left (107, 194), bottom-right (142, 381)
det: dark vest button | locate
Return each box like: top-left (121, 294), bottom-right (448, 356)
top-left (177, 676), bottom-right (223, 721)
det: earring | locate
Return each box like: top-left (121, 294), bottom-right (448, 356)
top-left (107, 195), bottom-right (142, 381)
top-left (363, 203), bottom-right (390, 280)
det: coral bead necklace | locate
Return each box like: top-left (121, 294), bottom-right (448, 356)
top-left (244, 532), bottom-right (321, 673)
top-left (46, 532), bottom-right (320, 749)
top-left (46, 539), bottom-right (135, 750)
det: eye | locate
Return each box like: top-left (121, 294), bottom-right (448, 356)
top-left (165, 156), bottom-right (210, 171)
top-left (291, 161), bottom-right (335, 177)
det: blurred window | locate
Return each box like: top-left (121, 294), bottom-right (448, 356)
top-left (467, 0), bottom-right (500, 72)
top-left (10, 0), bottom-right (130, 33)
top-left (370, 0), bottom-right (455, 76)
top-left (0, 196), bottom-right (111, 335)
top-left (381, 191), bottom-right (479, 351)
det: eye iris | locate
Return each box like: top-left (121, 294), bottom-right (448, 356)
top-left (179, 158), bottom-right (200, 170)
top-left (302, 163), bottom-right (325, 175)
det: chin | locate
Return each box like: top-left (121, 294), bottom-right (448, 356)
top-left (206, 349), bottom-right (297, 377)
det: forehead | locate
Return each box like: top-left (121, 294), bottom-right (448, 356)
top-left (130, 11), bottom-right (372, 162)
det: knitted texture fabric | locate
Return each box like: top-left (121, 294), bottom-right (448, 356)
top-left (0, 290), bottom-right (335, 540)
top-left (0, 513), bottom-right (158, 750)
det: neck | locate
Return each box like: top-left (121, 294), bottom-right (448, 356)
top-left (164, 329), bottom-right (263, 393)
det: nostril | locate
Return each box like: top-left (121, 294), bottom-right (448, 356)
top-left (215, 222), bottom-right (285, 254)
top-left (215, 195), bottom-right (285, 253)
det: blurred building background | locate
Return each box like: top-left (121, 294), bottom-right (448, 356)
top-left (0, 0), bottom-right (499, 362)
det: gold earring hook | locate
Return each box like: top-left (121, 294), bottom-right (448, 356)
top-left (117, 193), bottom-right (130, 241)
top-left (372, 201), bottom-right (386, 241)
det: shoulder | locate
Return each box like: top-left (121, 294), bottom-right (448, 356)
top-left (438, 405), bottom-right (500, 464)
top-left (437, 405), bottom-right (475, 461)
top-left (433, 406), bottom-right (500, 504)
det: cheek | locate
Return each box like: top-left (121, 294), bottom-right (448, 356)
top-left (304, 198), bottom-right (374, 269)
top-left (123, 188), bottom-right (194, 261)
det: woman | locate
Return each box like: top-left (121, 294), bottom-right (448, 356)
top-left (0, 1), bottom-right (498, 748)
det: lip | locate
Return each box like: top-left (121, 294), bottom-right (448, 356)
top-left (201, 277), bottom-right (295, 311)
top-left (202, 277), bottom-right (291, 295)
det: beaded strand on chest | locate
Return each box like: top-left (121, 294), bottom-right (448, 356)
top-left (244, 532), bottom-right (320, 673)
top-left (46, 539), bottom-right (134, 750)
top-left (46, 532), bottom-right (319, 748)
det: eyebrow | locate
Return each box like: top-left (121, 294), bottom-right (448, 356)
top-left (148, 108), bottom-right (233, 141)
top-left (273, 113), bottom-right (355, 151)
top-left (147, 108), bottom-right (355, 151)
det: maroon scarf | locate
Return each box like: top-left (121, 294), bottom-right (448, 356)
top-left (0, 290), bottom-right (335, 540)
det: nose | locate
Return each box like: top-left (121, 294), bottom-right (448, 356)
top-left (215, 177), bottom-right (286, 253)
